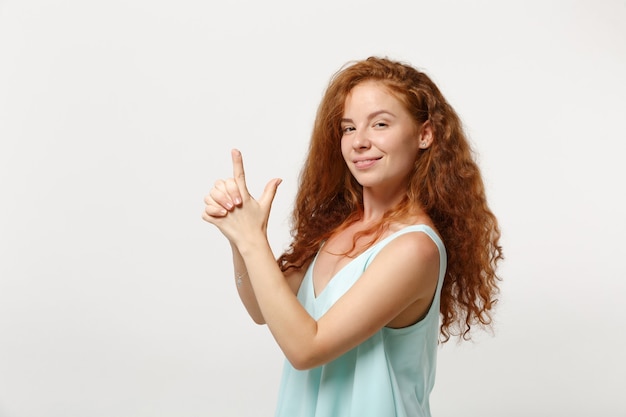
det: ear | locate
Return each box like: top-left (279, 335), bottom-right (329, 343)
top-left (417, 121), bottom-right (434, 149)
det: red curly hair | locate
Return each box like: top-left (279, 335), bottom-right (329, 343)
top-left (277, 57), bottom-right (503, 342)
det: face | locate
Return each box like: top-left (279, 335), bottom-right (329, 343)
top-left (340, 80), bottom-right (430, 194)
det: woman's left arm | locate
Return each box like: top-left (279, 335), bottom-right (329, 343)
top-left (204, 150), bottom-right (439, 370)
top-left (238, 231), bottom-right (438, 370)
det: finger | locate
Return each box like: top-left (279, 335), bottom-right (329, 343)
top-left (224, 178), bottom-right (242, 207)
top-left (208, 187), bottom-right (235, 211)
top-left (203, 193), bottom-right (229, 216)
top-left (202, 204), bottom-right (227, 220)
top-left (259, 178), bottom-right (282, 209)
top-left (231, 149), bottom-right (250, 198)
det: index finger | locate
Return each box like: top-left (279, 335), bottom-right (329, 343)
top-left (231, 149), bottom-right (249, 196)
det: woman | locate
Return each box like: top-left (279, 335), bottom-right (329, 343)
top-left (203, 57), bottom-right (502, 417)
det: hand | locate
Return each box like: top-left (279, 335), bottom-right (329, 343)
top-left (202, 149), bottom-right (282, 246)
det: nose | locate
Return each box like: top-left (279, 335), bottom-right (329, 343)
top-left (353, 128), bottom-right (371, 150)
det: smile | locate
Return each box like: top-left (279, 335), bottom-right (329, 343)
top-left (353, 157), bottom-right (382, 169)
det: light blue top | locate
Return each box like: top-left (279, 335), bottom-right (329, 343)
top-left (274, 225), bottom-right (447, 417)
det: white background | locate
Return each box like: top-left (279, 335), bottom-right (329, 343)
top-left (1, 1), bottom-right (625, 416)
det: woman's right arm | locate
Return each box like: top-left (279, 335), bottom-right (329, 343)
top-left (203, 150), bottom-right (305, 324)
top-left (231, 243), bottom-right (264, 323)
top-left (231, 243), bottom-right (306, 325)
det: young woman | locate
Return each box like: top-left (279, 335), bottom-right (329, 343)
top-left (203, 57), bottom-right (503, 417)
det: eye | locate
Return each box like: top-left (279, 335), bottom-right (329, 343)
top-left (374, 122), bottom-right (388, 128)
top-left (342, 126), bottom-right (356, 134)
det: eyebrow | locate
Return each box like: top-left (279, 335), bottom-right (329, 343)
top-left (341, 110), bottom-right (396, 124)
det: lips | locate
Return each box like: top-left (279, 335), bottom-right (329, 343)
top-left (353, 157), bottom-right (382, 169)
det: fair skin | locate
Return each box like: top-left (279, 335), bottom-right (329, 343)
top-left (340, 80), bottom-right (431, 214)
top-left (203, 81), bottom-right (439, 370)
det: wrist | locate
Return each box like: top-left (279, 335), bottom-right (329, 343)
top-left (236, 234), bottom-right (270, 257)
top-left (235, 270), bottom-right (248, 288)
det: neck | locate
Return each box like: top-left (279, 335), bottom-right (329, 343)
top-left (360, 185), bottom-right (406, 222)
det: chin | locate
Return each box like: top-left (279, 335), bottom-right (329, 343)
top-left (354, 178), bottom-right (384, 189)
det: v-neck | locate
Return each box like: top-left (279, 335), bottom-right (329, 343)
top-left (309, 244), bottom-right (376, 300)
top-left (309, 225), bottom-right (436, 300)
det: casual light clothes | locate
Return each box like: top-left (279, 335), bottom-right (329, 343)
top-left (275, 225), bottom-right (447, 417)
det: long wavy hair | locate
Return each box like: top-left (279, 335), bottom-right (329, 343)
top-left (277, 57), bottom-right (503, 342)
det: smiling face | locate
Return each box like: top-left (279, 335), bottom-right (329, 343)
top-left (340, 80), bottom-right (431, 196)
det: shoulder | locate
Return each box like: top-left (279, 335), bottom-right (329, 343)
top-left (360, 226), bottom-right (442, 296)
top-left (378, 229), bottom-right (440, 268)
top-left (348, 227), bottom-right (441, 318)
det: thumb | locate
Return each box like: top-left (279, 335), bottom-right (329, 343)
top-left (259, 178), bottom-right (282, 208)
